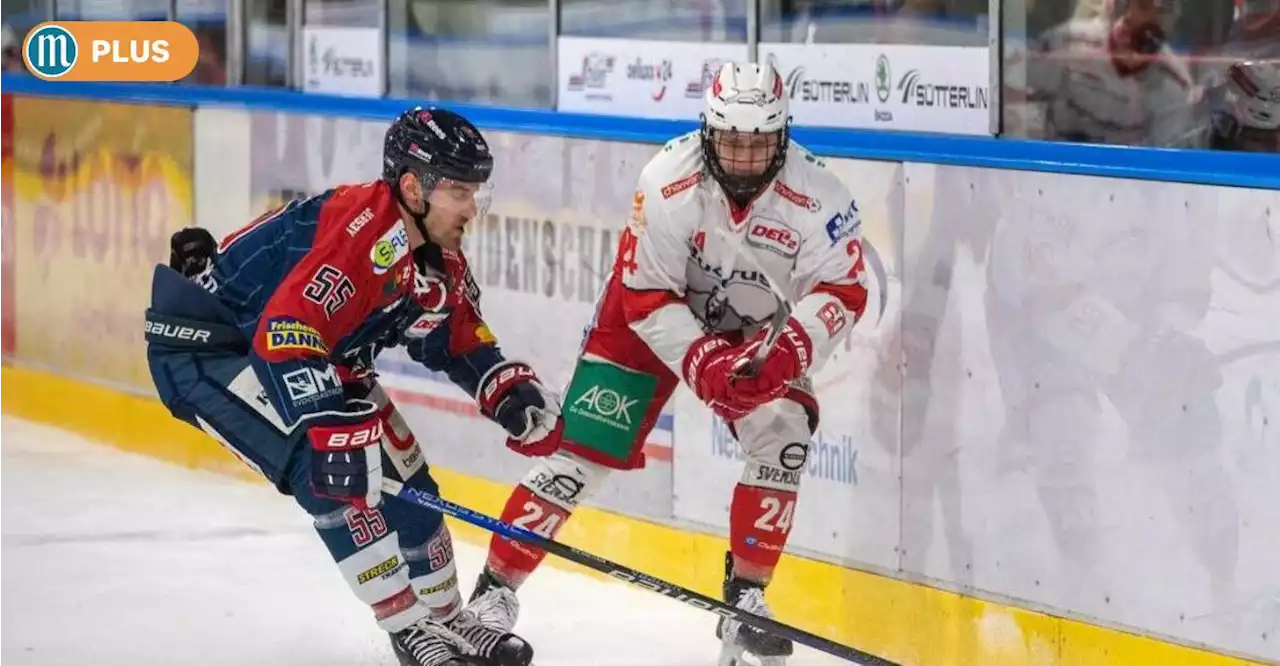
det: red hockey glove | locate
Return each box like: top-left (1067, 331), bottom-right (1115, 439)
top-left (478, 361), bottom-right (564, 457)
top-left (730, 317), bottom-right (814, 402)
top-left (306, 399), bottom-right (385, 510)
top-left (682, 335), bottom-right (765, 423)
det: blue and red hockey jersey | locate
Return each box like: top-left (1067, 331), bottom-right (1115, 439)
top-left (204, 179), bottom-right (506, 426)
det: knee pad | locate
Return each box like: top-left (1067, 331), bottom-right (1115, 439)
top-left (516, 451), bottom-right (611, 512)
top-left (314, 505), bottom-right (427, 632)
top-left (734, 398), bottom-right (812, 493)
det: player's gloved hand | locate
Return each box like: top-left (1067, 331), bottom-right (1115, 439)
top-left (306, 399), bottom-right (385, 510)
top-left (682, 335), bottom-right (764, 422)
top-left (477, 361), bottom-right (564, 457)
top-left (730, 317), bottom-right (814, 402)
top-left (169, 227), bottom-right (216, 278)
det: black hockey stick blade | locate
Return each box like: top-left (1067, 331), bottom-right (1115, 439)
top-left (382, 478), bottom-right (901, 666)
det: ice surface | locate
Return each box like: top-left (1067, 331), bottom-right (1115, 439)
top-left (1, 416), bottom-right (845, 666)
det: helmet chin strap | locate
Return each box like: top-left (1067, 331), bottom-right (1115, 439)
top-left (391, 180), bottom-right (434, 247)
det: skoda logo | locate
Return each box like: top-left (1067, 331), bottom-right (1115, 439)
top-left (875, 55), bottom-right (891, 103)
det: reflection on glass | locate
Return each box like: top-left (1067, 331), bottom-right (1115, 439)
top-left (307, 0), bottom-right (381, 27)
top-left (388, 0), bottom-right (551, 108)
top-left (55, 0), bottom-right (168, 20)
top-left (1001, 0), bottom-right (1278, 152)
top-left (2, 0), bottom-right (51, 72)
top-left (760, 0), bottom-right (988, 46)
top-left (560, 0), bottom-right (748, 42)
top-left (246, 0), bottom-right (288, 87)
top-left (177, 0), bottom-right (229, 85)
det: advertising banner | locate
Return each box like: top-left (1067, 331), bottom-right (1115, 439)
top-left (242, 110), bottom-right (675, 519)
top-left (0, 93), bottom-right (12, 358)
top-left (302, 25), bottom-right (384, 97)
top-left (556, 36), bottom-right (748, 120)
top-left (898, 163), bottom-right (1280, 662)
top-left (6, 97), bottom-right (193, 394)
top-left (671, 157), bottom-right (906, 571)
top-left (759, 43), bottom-right (991, 135)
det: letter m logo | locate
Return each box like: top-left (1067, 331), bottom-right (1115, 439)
top-left (36, 33), bottom-right (72, 68)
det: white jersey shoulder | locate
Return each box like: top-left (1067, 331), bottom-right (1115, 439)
top-left (636, 131), bottom-right (855, 249)
top-left (619, 131), bottom-right (866, 377)
top-left (628, 132), bottom-right (860, 331)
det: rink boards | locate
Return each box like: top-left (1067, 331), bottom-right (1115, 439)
top-left (1, 89), bottom-right (1277, 666)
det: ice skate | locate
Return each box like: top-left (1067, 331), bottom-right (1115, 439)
top-left (390, 618), bottom-right (477, 666)
top-left (715, 554), bottom-right (792, 666)
top-left (446, 569), bottom-right (532, 666)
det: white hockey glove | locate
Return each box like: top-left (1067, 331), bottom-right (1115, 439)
top-left (476, 361), bottom-right (564, 457)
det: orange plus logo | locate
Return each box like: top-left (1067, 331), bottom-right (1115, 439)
top-left (22, 21), bottom-right (198, 82)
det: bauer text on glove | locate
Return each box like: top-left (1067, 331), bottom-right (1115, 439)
top-left (731, 317), bottom-right (813, 402)
top-left (306, 398), bottom-right (385, 510)
top-left (683, 335), bottom-right (768, 422)
top-left (477, 360), bottom-right (564, 457)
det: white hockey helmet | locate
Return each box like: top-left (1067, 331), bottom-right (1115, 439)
top-left (700, 61), bottom-right (790, 206)
top-left (1211, 60), bottom-right (1280, 151)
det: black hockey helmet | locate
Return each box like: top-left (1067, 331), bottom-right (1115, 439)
top-left (382, 106), bottom-right (494, 217)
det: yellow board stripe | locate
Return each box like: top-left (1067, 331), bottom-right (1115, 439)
top-left (1, 364), bottom-right (1261, 666)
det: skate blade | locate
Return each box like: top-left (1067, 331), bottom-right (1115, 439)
top-left (718, 644), bottom-right (786, 666)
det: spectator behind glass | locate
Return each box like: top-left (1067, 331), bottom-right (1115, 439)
top-left (1006, 0), bottom-right (1196, 147)
top-left (2, 24), bottom-right (24, 72)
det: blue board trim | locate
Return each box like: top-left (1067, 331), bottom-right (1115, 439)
top-left (3, 75), bottom-right (1276, 190)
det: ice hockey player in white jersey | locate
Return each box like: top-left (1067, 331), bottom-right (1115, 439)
top-left (473, 61), bottom-right (869, 665)
top-left (1009, 0), bottom-right (1197, 146)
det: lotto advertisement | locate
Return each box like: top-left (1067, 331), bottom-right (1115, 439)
top-left (3, 96), bottom-right (194, 393)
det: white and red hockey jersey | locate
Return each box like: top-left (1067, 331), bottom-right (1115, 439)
top-left (1013, 17), bottom-right (1196, 146)
top-left (586, 131), bottom-right (869, 380)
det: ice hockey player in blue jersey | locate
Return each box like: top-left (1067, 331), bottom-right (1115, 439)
top-left (144, 107), bottom-right (565, 666)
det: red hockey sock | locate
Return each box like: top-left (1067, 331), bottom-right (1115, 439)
top-left (729, 483), bottom-right (798, 581)
top-left (485, 484), bottom-right (572, 588)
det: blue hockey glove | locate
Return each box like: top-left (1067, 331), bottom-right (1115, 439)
top-left (305, 399), bottom-right (385, 509)
top-left (476, 361), bottom-right (563, 457)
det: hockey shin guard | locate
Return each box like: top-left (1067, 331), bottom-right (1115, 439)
top-left (728, 398), bottom-right (811, 582)
top-left (485, 452), bottom-right (607, 587)
top-left (314, 504), bottom-right (430, 633)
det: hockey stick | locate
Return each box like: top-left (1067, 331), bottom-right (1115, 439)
top-left (381, 478), bottom-right (901, 666)
top-left (726, 227), bottom-right (795, 378)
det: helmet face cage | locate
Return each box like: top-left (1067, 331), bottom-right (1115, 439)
top-left (700, 123), bottom-right (789, 206)
top-left (699, 62), bottom-right (791, 207)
